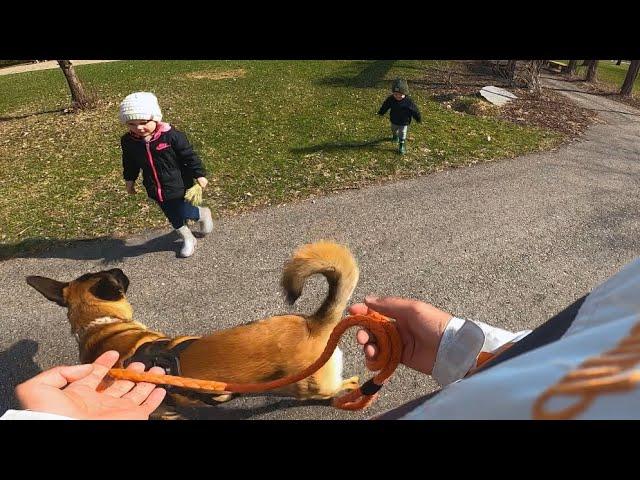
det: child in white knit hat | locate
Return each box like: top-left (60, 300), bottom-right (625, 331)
top-left (119, 91), bottom-right (213, 258)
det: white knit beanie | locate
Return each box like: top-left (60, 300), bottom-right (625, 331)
top-left (119, 92), bottom-right (163, 123)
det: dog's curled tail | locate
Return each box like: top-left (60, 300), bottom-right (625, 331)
top-left (281, 241), bottom-right (359, 331)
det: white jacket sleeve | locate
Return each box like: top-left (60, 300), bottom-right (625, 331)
top-left (431, 317), bottom-right (531, 386)
top-left (0, 409), bottom-right (74, 420)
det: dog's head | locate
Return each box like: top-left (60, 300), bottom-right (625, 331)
top-left (26, 269), bottom-right (133, 332)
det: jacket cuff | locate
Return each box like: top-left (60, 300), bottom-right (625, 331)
top-left (432, 318), bottom-right (533, 386)
top-left (0, 409), bottom-right (74, 420)
top-left (432, 317), bottom-right (485, 386)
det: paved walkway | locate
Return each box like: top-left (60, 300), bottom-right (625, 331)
top-left (0, 60), bottom-right (119, 76)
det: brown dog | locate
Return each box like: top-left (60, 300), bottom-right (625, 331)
top-left (26, 241), bottom-right (360, 414)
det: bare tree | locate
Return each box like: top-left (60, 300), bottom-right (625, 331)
top-left (585, 60), bottom-right (598, 82)
top-left (620, 60), bottom-right (640, 97)
top-left (507, 60), bottom-right (518, 86)
top-left (520, 60), bottom-right (546, 95)
top-left (567, 60), bottom-right (578, 75)
top-left (57, 60), bottom-right (92, 109)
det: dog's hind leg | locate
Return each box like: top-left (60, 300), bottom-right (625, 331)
top-left (339, 375), bottom-right (360, 392)
top-left (209, 393), bottom-right (236, 403)
top-left (298, 348), bottom-right (359, 400)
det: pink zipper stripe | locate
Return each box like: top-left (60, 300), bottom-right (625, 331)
top-left (145, 143), bottom-right (164, 202)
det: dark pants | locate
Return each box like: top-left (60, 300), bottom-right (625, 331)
top-left (157, 198), bottom-right (200, 229)
top-left (391, 123), bottom-right (408, 141)
top-left (374, 295), bottom-right (588, 420)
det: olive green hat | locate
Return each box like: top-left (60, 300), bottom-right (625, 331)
top-left (392, 78), bottom-right (409, 95)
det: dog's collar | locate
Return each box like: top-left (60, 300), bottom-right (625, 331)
top-left (72, 316), bottom-right (125, 344)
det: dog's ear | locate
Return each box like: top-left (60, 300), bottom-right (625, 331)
top-left (105, 268), bottom-right (129, 294)
top-left (90, 276), bottom-right (125, 301)
top-left (26, 276), bottom-right (68, 307)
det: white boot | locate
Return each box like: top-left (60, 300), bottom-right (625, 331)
top-left (198, 206), bottom-right (213, 235)
top-left (176, 225), bottom-right (197, 257)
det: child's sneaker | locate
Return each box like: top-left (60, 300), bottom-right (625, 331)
top-left (197, 206), bottom-right (213, 235)
top-left (176, 226), bottom-right (197, 257)
top-left (398, 141), bottom-right (406, 155)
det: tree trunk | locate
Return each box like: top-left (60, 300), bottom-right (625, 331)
top-left (616, 59), bottom-right (622, 66)
top-left (581, 60), bottom-right (589, 66)
top-left (522, 60), bottom-right (545, 95)
top-left (57, 60), bottom-right (89, 109)
top-left (567, 60), bottom-right (578, 75)
top-left (585, 60), bottom-right (598, 82)
top-left (620, 60), bottom-right (640, 97)
top-left (507, 60), bottom-right (517, 86)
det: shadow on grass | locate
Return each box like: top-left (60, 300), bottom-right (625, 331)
top-left (290, 137), bottom-right (390, 155)
top-left (0, 107), bottom-right (66, 122)
top-left (0, 231), bottom-right (183, 263)
top-left (316, 60), bottom-right (396, 89)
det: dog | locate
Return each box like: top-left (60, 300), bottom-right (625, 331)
top-left (26, 240), bottom-right (361, 416)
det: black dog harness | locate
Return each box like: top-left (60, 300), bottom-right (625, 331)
top-left (122, 338), bottom-right (228, 405)
top-left (124, 338), bottom-right (198, 376)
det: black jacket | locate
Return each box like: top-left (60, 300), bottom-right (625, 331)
top-left (121, 124), bottom-right (206, 203)
top-left (378, 95), bottom-right (422, 126)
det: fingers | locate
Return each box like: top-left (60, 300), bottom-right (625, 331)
top-left (348, 303), bottom-right (369, 315)
top-left (356, 329), bottom-right (379, 360)
top-left (353, 296), bottom-right (421, 321)
top-left (92, 350), bottom-right (120, 369)
top-left (356, 328), bottom-right (371, 345)
top-left (73, 351), bottom-right (120, 390)
top-left (101, 362), bottom-right (146, 398)
top-left (122, 366), bottom-right (167, 405)
top-left (363, 295), bottom-right (418, 320)
top-left (364, 344), bottom-right (378, 360)
top-left (139, 387), bottom-right (167, 416)
top-left (355, 295), bottom-right (418, 364)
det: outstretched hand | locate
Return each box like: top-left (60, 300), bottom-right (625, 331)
top-left (15, 351), bottom-right (167, 420)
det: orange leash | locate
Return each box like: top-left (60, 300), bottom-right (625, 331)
top-left (108, 310), bottom-right (403, 410)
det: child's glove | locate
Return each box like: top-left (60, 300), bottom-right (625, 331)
top-left (184, 184), bottom-right (203, 206)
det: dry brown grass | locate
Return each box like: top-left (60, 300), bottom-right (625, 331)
top-left (182, 69), bottom-right (247, 81)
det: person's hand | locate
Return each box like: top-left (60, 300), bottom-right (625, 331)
top-left (196, 177), bottom-right (208, 189)
top-left (15, 351), bottom-right (167, 420)
top-left (350, 296), bottom-right (452, 375)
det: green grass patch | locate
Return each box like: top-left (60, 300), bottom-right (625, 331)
top-left (0, 60), bottom-right (561, 258)
top-left (558, 60), bottom-right (639, 96)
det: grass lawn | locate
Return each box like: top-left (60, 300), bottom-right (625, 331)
top-left (0, 60), bottom-right (562, 258)
top-left (558, 60), bottom-right (639, 96)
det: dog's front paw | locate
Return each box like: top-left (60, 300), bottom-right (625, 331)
top-left (211, 393), bottom-right (235, 403)
top-left (150, 407), bottom-right (187, 421)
